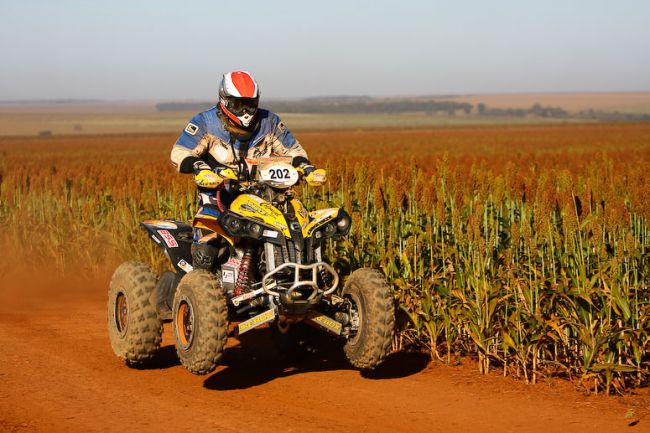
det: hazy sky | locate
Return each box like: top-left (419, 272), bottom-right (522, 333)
top-left (1, 0), bottom-right (649, 100)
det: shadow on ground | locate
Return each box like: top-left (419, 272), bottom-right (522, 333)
top-left (131, 345), bottom-right (181, 370)
top-left (203, 328), bottom-right (430, 390)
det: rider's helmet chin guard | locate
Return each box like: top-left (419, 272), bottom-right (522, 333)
top-left (218, 70), bottom-right (260, 129)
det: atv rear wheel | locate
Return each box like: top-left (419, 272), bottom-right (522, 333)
top-left (108, 261), bottom-right (163, 365)
top-left (342, 268), bottom-right (394, 370)
top-left (172, 270), bottom-right (228, 375)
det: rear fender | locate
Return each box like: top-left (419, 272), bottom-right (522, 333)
top-left (140, 220), bottom-right (194, 274)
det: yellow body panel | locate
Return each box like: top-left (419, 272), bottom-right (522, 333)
top-left (230, 194), bottom-right (291, 237)
top-left (192, 217), bottom-right (236, 246)
top-left (290, 199), bottom-right (310, 233)
top-left (304, 208), bottom-right (339, 237)
top-left (192, 195), bottom-right (341, 243)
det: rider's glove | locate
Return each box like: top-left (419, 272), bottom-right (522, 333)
top-left (193, 161), bottom-right (222, 189)
top-left (305, 168), bottom-right (327, 187)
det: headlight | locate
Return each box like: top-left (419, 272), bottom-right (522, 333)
top-left (314, 210), bottom-right (352, 240)
top-left (228, 218), bottom-right (242, 232)
top-left (248, 222), bottom-right (263, 238)
top-left (219, 211), bottom-right (282, 242)
top-left (336, 212), bottom-right (351, 234)
top-left (220, 213), bottom-right (243, 235)
top-left (324, 222), bottom-right (336, 236)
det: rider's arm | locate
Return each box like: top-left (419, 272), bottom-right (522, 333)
top-left (171, 114), bottom-right (211, 173)
top-left (266, 115), bottom-right (313, 169)
top-left (268, 114), bottom-right (326, 186)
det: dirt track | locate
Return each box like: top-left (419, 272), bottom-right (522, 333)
top-left (0, 273), bottom-right (647, 433)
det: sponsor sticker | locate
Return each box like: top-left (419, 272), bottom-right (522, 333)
top-left (222, 269), bottom-right (235, 283)
top-left (157, 230), bottom-right (178, 248)
top-left (185, 122), bottom-right (199, 135)
top-left (307, 312), bottom-right (342, 335)
top-left (177, 259), bottom-right (193, 273)
top-left (237, 308), bottom-right (276, 335)
top-left (310, 171), bottom-right (326, 183)
top-left (262, 229), bottom-right (278, 238)
top-left (226, 257), bottom-right (242, 267)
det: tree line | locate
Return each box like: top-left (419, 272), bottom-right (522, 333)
top-left (156, 98), bottom-right (649, 121)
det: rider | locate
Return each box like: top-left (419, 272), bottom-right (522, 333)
top-left (170, 70), bottom-right (326, 270)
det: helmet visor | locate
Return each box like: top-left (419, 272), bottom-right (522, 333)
top-left (226, 98), bottom-right (258, 116)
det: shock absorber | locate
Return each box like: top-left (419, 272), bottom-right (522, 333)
top-left (319, 267), bottom-right (333, 290)
top-left (234, 247), bottom-right (255, 296)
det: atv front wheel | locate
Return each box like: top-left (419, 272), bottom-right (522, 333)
top-left (342, 268), bottom-right (395, 370)
top-left (108, 261), bottom-right (163, 365)
top-left (172, 270), bottom-right (228, 375)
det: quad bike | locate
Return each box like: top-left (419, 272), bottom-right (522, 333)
top-left (108, 157), bottom-right (394, 374)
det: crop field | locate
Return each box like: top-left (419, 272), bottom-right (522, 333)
top-left (0, 122), bottom-right (648, 397)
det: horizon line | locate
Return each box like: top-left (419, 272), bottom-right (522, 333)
top-left (2, 89), bottom-right (650, 105)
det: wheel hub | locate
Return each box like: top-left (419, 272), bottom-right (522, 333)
top-left (344, 293), bottom-right (362, 342)
top-left (175, 296), bottom-right (195, 350)
top-left (115, 291), bottom-right (129, 338)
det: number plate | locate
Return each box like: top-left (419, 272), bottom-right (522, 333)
top-left (258, 162), bottom-right (299, 188)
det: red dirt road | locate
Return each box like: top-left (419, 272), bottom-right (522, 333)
top-left (0, 274), bottom-right (647, 433)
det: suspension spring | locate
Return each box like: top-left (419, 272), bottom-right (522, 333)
top-left (234, 247), bottom-right (254, 296)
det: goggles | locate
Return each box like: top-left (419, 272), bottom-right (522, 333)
top-left (225, 97), bottom-right (258, 116)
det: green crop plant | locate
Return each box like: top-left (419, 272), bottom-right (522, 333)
top-left (1, 123), bottom-right (648, 394)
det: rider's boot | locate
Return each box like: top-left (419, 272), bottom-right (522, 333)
top-left (191, 242), bottom-right (218, 271)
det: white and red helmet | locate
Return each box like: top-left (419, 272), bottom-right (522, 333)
top-left (218, 70), bottom-right (260, 128)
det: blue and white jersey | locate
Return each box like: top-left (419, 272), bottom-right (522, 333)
top-left (170, 107), bottom-right (308, 174)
